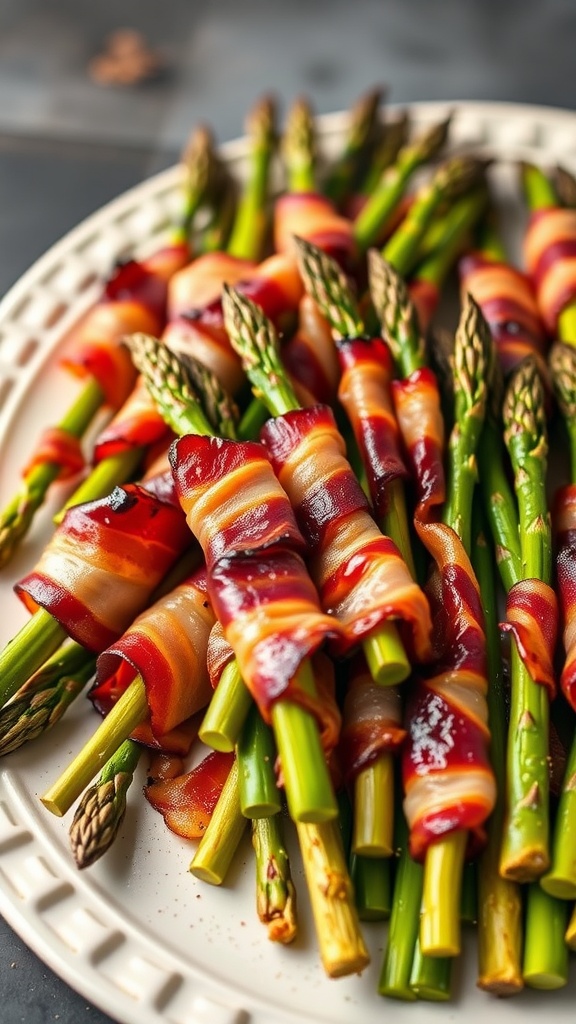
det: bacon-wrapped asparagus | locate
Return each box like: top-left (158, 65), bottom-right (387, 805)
top-left (370, 254), bottom-right (496, 958)
top-left (0, 124), bottom-right (222, 565)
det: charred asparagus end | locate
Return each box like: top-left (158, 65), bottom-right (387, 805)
top-left (293, 235), bottom-right (364, 338)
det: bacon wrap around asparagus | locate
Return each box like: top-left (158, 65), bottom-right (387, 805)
top-left (282, 294), bottom-right (341, 406)
top-left (408, 277), bottom-right (442, 334)
top-left (61, 244), bottom-right (189, 410)
top-left (552, 483), bottom-right (576, 708)
top-left (170, 434), bottom-right (340, 730)
top-left (95, 567), bottom-right (215, 744)
top-left (274, 192), bottom-right (358, 272)
top-left (393, 367), bottom-right (495, 860)
top-left (339, 652), bottom-right (406, 785)
top-left (206, 619), bottom-right (235, 689)
top-left (260, 404), bottom-right (433, 662)
top-left (459, 252), bottom-right (549, 376)
top-left (21, 426), bottom-right (85, 481)
top-left (15, 483), bottom-right (191, 652)
top-left (524, 207), bottom-right (576, 335)
top-left (163, 251), bottom-right (304, 395)
top-left (92, 373), bottom-right (175, 464)
top-left (336, 335), bottom-right (409, 517)
top-left (500, 579), bottom-right (558, 697)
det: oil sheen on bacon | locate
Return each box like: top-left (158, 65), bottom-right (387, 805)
top-left (260, 403), bottom-right (433, 662)
top-left (15, 483), bottom-right (191, 652)
top-left (393, 364), bottom-right (496, 860)
top-left (170, 433), bottom-right (340, 732)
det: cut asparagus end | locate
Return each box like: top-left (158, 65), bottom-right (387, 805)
top-left (199, 660), bottom-right (253, 753)
top-left (420, 830), bottom-right (467, 957)
top-left (189, 759), bottom-right (247, 884)
top-left (352, 754), bottom-right (394, 857)
top-left (363, 622), bottom-right (410, 686)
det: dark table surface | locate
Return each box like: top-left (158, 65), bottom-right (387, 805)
top-left (2, 1), bottom-right (576, 1020)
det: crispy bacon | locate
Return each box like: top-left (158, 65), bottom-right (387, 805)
top-left (500, 579), bottom-right (558, 698)
top-left (553, 483), bottom-right (576, 708)
top-left (61, 244), bottom-right (189, 409)
top-left (207, 620), bottom-right (235, 689)
top-left (164, 251), bottom-right (303, 395)
top-left (92, 373), bottom-right (174, 464)
top-left (274, 192), bottom-right (357, 272)
top-left (394, 365), bottom-right (495, 860)
top-left (282, 294), bottom-right (341, 406)
top-left (145, 750), bottom-right (235, 838)
top-left (96, 567), bottom-right (215, 739)
top-left (170, 434), bottom-right (339, 734)
top-left (15, 483), bottom-right (191, 652)
top-left (524, 207), bottom-right (576, 335)
top-left (459, 252), bottom-right (549, 376)
top-left (260, 404), bottom-right (433, 662)
top-left (339, 653), bottom-right (406, 784)
top-left (336, 335), bottom-right (408, 517)
top-left (22, 426), bottom-right (85, 481)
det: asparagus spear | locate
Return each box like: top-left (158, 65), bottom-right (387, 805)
top-left (252, 815), bottom-right (297, 943)
top-left (0, 123), bottom-right (221, 563)
top-left (0, 641), bottom-right (96, 756)
top-left (356, 111), bottom-right (410, 200)
top-left (69, 739), bottom-right (141, 869)
top-left (281, 95), bottom-right (317, 193)
top-left (472, 519), bottom-right (523, 995)
top-left (353, 113), bottom-right (452, 250)
top-left (321, 85), bottom-right (385, 206)
top-left (499, 356), bottom-right (552, 881)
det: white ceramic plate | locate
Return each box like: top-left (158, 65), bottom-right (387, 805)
top-left (1, 102), bottom-right (576, 1024)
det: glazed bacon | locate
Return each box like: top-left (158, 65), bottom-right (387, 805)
top-left (393, 366), bottom-right (495, 860)
top-left (95, 567), bottom-right (215, 743)
top-left (260, 404), bottom-right (433, 662)
top-left (169, 434), bottom-right (339, 730)
top-left (145, 749), bottom-right (235, 838)
top-left (553, 484), bottom-right (576, 709)
top-left (339, 652), bottom-right (406, 785)
top-left (15, 483), bottom-right (191, 653)
top-left (336, 335), bottom-right (408, 518)
top-left (282, 294), bottom-right (341, 407)
top-left (459, 252), bottom-right (549, 376)
top-left (61, 243), bottom-right (189, 410)
top-left (274, 192), bottom-right (358, 273)
top-left (524, 206), bottom-right (576, 336)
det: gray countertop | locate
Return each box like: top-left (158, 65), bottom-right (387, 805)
top-left (1, 1), bottom-right (576, 1020)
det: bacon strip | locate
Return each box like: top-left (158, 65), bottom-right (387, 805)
top-left (15, 483), bottom-right (191, 652)
top-left (500, 579), bottom-right (558, 698)
top-left (170, 434), bottom-right (339, 733)
top-left (282, 295), bottom-right (341, 407)
top-left (145, 750), bottom-right (235, 838)
top-left (393, 366), bottom-right (495, 860)
top-left (274, 192), bottom-right (357, 272)
top-left (260, 404), bottom-right (433, 662)
top-left (92, 373), bottom-right (174, 464)
top-left (22, 426), bottom-right (85, 481)
top-left (524, 207), bottom-right (576, 335)
top-left (336, 335), bottom-right (408, 517)
top-left (96, 567), bottom-right (215, 740)
top-left (459, 252), bottom-right (549, 377)
top-left (339, 653), bottom-right (406, 785)
top-left (61, 244), bottom-right (189, 410)
top-left (553, 483), bottom-right (576, 708)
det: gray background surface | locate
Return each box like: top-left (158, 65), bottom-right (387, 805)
top-left (1, 1), bottom-right (575, 1020)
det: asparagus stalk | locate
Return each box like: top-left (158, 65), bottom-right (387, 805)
top-left (295, 819), bottom-right (370, 977)
top-left (69, 739), bottom-right (142, 868)
top-left (222, 283), bottom-right (411, 688)
top-left (499, 356), bottom-right (552, 881)
top-left (353, 114), bottom-right (452, 250)
top-left (522, 884), bottom-right (569, 989)
top-left (321, 85), bottom-right (385, 206)
top-left (281, 95), bottom-right (317, 193)
top-left (350, 853), bottom-right (391, 921)
top-left (0, 642), bottom-right (96, 756)
top-left (189, 758), bottom-right (248, 884)
top-left (382, 154), bottom-right (488, 280)
top-left (566, 904), bottom-right (576, 949)
top-left (472, 519), bottom-right (523, 995)
top-left (237, 703), bottom-right (282, 818)
top-left (357, 111), bottom-right (410, 200)
top-left (252, 814), bottom-right (297, 943)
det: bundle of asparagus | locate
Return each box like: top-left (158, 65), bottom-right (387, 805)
top-left (2, 91), bottom-right (576, 1011)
